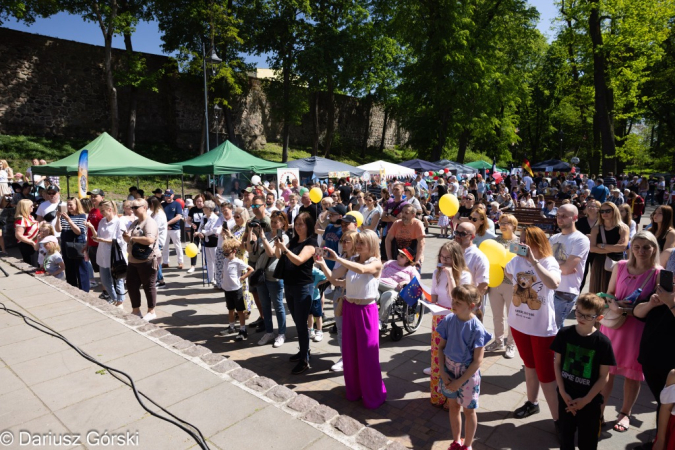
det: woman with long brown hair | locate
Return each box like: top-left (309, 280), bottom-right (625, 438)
top-left (648, 205), bottom-right (675, 252)
top-left (505, 226), bottom-right (561, 422)
top-left (469, 207), bottom-right (496, 246)
top-left (619, 203), bottom-right (636, 239)
top-left (589, 202), bottom-right (629, 294)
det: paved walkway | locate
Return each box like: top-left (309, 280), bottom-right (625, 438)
top-left (1, 205), bottom-right (659, 449)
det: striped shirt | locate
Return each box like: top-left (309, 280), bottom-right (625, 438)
top-left (59, 214), bottom-right (86, 233)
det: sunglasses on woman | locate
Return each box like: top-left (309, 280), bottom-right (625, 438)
top-left (469, 217), bottom-right (480, 222)
top-left (131, 205), bottom-right (142, 210)
top-left (599, 209), bottom-right (613, 214)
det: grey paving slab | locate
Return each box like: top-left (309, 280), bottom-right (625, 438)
top-left (304, 435), bottom-right (355, 450)
top-left (49, 318), bottom-right (129, 347)
top-left (112, 415), bottom-right (197, 450)
top-left (35, 307), bottom-right (108, 333)
top-left (78, 330), bottom-right (156, 362)
top-left (30, 366), bottom-right (123, 411)
top-left (0, 387), bottom-right (50, 429)
top-left (0, 334), bottom-right (72, 366)
top-left (0, 316), bottom-right (45, 346)
top-left (6, 413), bottom-right (78, 450)
top-left (23, 300), bottom-right (87, 321)
top-left (209, 404), bottom-right (325, 450)
top-left (105, 345), bottom-right (187, 381)
top-left (10, 348), bottom-right (97, 386)
top-left (134, 362), bottom-right (223, 407)
top-left (0, 366), bottom-right (25, 396)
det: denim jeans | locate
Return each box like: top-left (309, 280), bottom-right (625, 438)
top-left (100, 266), bottom-right (125, 302)
top-left (554, 291), bottom-right (578, 330)
top-left (157, 245), bottom-right (164, 281)
top-left (285, 283), bottom-right (313, 362)
top-left (256, 279), bottom-right (286, 335)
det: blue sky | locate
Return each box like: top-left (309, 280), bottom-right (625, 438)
top-left (2, 1), bottom-right (559, 66)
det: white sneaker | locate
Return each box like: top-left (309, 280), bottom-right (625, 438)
top-left (187, 266), bottom-right (196, 274)
top-left (273, 334), bottom-right (285, 348)
top-left (505, 343), bottom-right (517, 359)
top-left (485, 339), bottom-right (505, 352)
top-left (116, 303), bottom-right (124, 311)
top-left (143, 312), bottom-right (157, 321)
top-left (313, 330), bottom-right (324, 342)
top-left (258, 332), bottom-right (275, 346)
top-left (331, 358), bottom-right (343, 372)
top-left (219, 326), bottom-right (236, 336)
top-left (423, 367), bottom-right (432, 376)
top-left (309, 328), bottom-right (315, 339)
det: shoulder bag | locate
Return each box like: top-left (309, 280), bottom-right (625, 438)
top-left (130, 220), bottom-right (156, 260)
top-left (600, 269), bottom-right (654, 330)
top-left (110, 220), bottom-right (128, 280)
top-left (600, 226), bottom-right (620, 272)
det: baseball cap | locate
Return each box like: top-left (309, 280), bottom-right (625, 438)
top-left (40, 235), bottom-right (58, 245)
top-left (337, 215), bottom-right (357, 225)
top-left (46, 185), bottom-right (60, 193)
top-left (152, 188), bottom-right (163, 194)
top-left (164, 189), bottom-right (174, 196)
top-left (242, 187), bottom-right (254, 193)
top-left (328, 204), bottom-right (347, 216)
top-left (87, 189), bottom-right (105, 196)
top-left (398, 248), bottom-right (415, 263)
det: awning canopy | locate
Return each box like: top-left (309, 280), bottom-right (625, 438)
top-left (173, 140), bottom-right (286, 175)
top-left (32, 132), bottom-right (183, 176)
top-left (286, 156), bottom-right (367, 179)
top-left (399, 159), bottom-right (443, 172)
top-left (435, 160), bottom-right (479, 174)
top-left (357, 160), bottom-right (416, 178)
top-left (531, 159), bottom-right (572, 172)
top-left (465, 160), bottom-right (509, 173)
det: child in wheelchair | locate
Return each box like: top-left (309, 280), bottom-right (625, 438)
top-left (377, 247), bottom-right (421, 331)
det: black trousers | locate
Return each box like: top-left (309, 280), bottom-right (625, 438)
top-left (643, 364), bottom-right (672, 426)
top-left (18, 242), bottom-right (35, 266)
top-left (557, 390), bottom-right (603, 450)
top-left (127, 260), bottom-right (157, 310)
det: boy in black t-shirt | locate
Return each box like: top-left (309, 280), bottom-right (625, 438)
top-left (551, 293), bottom-right (616, 450)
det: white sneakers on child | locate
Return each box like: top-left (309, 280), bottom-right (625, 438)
top-left (313, 330), bottom-right (324, 342)
top-left (273, 334), bottom-right (286, 348)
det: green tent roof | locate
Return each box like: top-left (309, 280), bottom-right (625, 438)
top-left (466, 160), bottom-right (509, 173)
top-left (173, 140), bottom-right (286, 175)
top-left (33, 132), bottom-right (183, 176)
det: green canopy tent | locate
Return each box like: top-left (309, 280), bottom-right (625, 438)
top-left (172, 140), bottom-right (286, 175)
top-left (466, 160), bottom-right (509, 173)
top-left (31, 132), bottom-right (184, 197)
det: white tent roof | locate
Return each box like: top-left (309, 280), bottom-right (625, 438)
top-left (357, 160), bottom-right (416, 179)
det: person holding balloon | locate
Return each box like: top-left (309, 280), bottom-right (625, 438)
top-left (486, 214), bottom-right (520, 358)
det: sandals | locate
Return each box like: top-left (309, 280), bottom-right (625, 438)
top-left (613, 412), bottom-right (630, 432)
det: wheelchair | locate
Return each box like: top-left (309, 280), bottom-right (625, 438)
top-left (379, 291), bottom-right (426, 342)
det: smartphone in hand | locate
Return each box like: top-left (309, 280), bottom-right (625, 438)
top-left (509, 243), bottom-right (528, 256)
top-left (660, 270), bottom-right (674, 293)
top-left (276, 229), bottom-right (283, 241)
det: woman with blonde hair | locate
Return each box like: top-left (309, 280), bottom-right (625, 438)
top-left (589, 202), bottom-right (629, 293)
top-left (55, 197), bottom-right (89, 291)
top-left (505, 226), bottom-right (561, 422)
top-left (600, 231), bottom-right (661, 432)
top-left (429, 240), bottom-right (472, 408)
top-left (316, 229), bottom-right (386, 408)
top-left (14, 198), bottom-right (38, 264)
top-left (0, 160), bottom-right (14, 196)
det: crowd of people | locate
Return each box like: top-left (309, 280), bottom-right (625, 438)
top-left (6, 161), bottom-right (675, 450)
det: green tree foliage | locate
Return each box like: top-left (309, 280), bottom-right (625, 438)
top-left (0, 0), bottom-right (59, 25)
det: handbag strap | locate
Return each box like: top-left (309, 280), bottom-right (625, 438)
top-left (638, 269), bottom-right (656, 291)
top-left (599, 225), bottom-right (606, 244)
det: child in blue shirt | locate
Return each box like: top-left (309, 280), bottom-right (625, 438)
top-left (437, 284), bottom-right (492, 450)
top-left (308, 267), bottom-right (327, 342)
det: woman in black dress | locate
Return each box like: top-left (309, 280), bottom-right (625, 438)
top-left (588, 202), bottom-right (629, 293)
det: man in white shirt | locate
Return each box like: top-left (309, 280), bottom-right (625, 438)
top-left (36, 185), bottom-right (61, 236)
top-left (549, 204), bottom-right (590, 328)
top-left (454, 222), bottom-right (490, 302)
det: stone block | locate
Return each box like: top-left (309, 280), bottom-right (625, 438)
top-left (332, 415), bottom-right (363, 436)
top-left (172, 340), bottom-right (194, 351)
top-left (286, 394), bottom-right (319, 413)
top-left (386, 441), bottom-right (410, 450)
top-left (181, 345), bottom-right (211, 358)
top-left (244, 376), bottom-right (277, 393)
top-left (137, 324), bottom-right (158, 333)
top-left (159, 335), bottom-right (183, 346)
top-left (356, 428), bottom-right (388, 450)
top-left (148, 328), bottom-right (169, 338)
top-left (211, 360), bottom-right (240, 374)
top-left (302, 404), bottom-right (338, 424)
top-left (200, 353), bottom-right (226, 366)
top-left (265, 385), bottom-right (297, 403)
top-left (229, 368), bottom-right (256, 383)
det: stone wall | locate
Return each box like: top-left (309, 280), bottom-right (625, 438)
top-left (0, 28), bottom-right (407, 154)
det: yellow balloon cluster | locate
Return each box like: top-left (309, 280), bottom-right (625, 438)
top-left (479, 240), bottom-right (519, 287)
top-left (346, 211), bottom-right (364, 227)
top-left (309, 187), bottom-right (323, 203)
top-left (439, 194), bottom-right (459, 217)
top-left (185, 243), bottom-right (199, 258)
top-left (488, 264), bottom-right (504, 288)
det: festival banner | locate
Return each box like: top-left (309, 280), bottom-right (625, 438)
top-left (78, 150), bottom-right (88, 199)
top-left (277, 168), bottom-right (300, 197)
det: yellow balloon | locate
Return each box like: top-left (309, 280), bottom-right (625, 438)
top-left (502, 251), bottom-right (517, 267)
top-left (185, 243), bottom-right (199, 258)
top-left (346, 211), bottom-right (364, 227)
top-left (439, 194), bottom-right (460, 217)
top-left (309, 187), bottom-right (323, 203)
top-left (479, 239), bottom-right (506, 265)
top-left (488, 264), bottom-right (505, 288)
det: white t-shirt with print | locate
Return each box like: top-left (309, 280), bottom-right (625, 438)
top-left (222, 257), bottom-right (249, 292)
top-left (505, 256), bottom-right (561, 337)
top-left (549, 230), bottom-right (589, 295)
top-left (430, 269), bottom-right (472, 314)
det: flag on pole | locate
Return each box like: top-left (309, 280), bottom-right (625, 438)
top-left (522, 158), bottom-right (534, 177)
top-left (399, 276), bottom-right (431, 307)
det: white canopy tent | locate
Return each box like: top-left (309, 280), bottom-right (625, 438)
top-left (357, 160), bottom-right (416, 179)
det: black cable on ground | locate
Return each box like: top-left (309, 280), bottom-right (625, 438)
top-left (0, 302), bottom-right (211, 450)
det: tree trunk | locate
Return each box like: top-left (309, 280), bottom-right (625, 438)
top-left (224, 108), bottom-right (237, 148)
top-left (379, 107), bottom-right (389, 153)
top-left (281, 58), bottom-right (291, 163)
top-left (323, 78), bottom-right (336, 158)
top-left (361, 96), bottom-right (372, 158)
top-left (311, 91), bottom-right (319, 156)
top-left (456, 127), bottom-right (471, 164)
top-left (588, 0), bottom-right (617, 175)
top-left (104, 33), bottom-right (119, 139)
top-left (590, 112), bottom-right (601, 176)
top-left (123, 32), bottom-right (137, 149)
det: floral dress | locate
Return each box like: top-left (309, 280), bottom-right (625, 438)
top-left (231, 225), bottom-right (254, 313)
